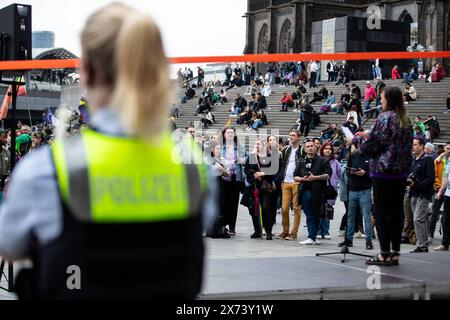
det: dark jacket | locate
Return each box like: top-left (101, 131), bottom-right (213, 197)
top-left (409, 153), bottom-right (435, 200)
top-left (245, 152), bottom-right (281, 192)
top-left (235, 97), bottom-right (247, 109)
top-left (348, 152), bottom-right (371, 191)
top-left (302, 104), bottom-right (314, 124)
top-left (375, 81), bottom-right (386, 98)
top-left (343, 121), bottom-right (358, 134)
top-left (256, 96), bottom-right (267, 109)
top-left (317, 87), bottom-right (329, 98)
top-left (351, 86), bottom-right (361, 100)
top-left (294, 155), bottom-right (332, 218)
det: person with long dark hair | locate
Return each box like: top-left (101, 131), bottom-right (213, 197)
top-left (220, 126), bottom-right (247, 236)
top-left (267, 135), bottom-right (282, 227)
top-left (350, 86), bottom-right (413, 266)
top-left (317, 142), bottom-right (340, 240)
top-left (205, 141), bottom-right (230, 238)
top-left (245, 138), bottom-right (280, 240)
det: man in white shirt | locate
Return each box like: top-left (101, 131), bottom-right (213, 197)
top-left (375, 59), bottom-right (382, 79)
top-left (276, 130), bottom-right (303, 240)
top-left (315, 61), bottom-right (321, 85)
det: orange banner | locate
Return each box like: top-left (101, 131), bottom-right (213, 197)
top-left (0, 51), bottom-right (449, 71)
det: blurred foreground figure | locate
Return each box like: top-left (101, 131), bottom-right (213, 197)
top-left (0, 3), bottom-right (213, 299)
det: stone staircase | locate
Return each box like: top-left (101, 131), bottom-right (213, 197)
top-left (173, 78), bottom-right (450, 144)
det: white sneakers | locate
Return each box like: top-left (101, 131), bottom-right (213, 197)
top-left (337, 230), bottom-right (345, 237)
top-left (355, 231), bottom-right (365, 239)
top-left (323, 235), bottom-right (331, 240)
top-left (299, 238), bottom-right (321, 245)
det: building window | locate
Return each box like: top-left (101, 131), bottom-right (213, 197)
top-left (257, 24), bottom-right (269, 54)
top-left (279, 19), bottom-right (292, 53)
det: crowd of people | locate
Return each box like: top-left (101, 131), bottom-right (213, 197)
top-left (2, 1), bottom-right (449, 301)
top-left (3, 58), bottom-right (449, 263)
top-left (176, 58), bottom-right (448, 143)
top-left (0, 121), bottom-right (62, 200)
top-left (194, 84), bottom-right (450, 265)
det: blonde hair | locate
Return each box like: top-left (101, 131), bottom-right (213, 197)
top-left (81, 2), bottom-right (171, 138)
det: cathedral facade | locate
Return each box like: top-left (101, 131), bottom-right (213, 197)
top-left (244, 0), bottom-right (449, 68)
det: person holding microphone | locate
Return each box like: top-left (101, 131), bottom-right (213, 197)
top-left (350, 86), bottom-right (413, 266)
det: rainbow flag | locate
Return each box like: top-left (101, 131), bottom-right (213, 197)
top-left (253, 187), bottom-right (263, 233)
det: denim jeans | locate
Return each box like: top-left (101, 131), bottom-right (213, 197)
top-left (318, 218), bottom-right (330, 236)
top-left (302, 190), bottom-right (319, 241)
top-left (233, 107), bottom-right (242, 115)
top-left (252, 119), bottom-right (263, 130)
top-left (346, 189), bottom-right (373, 241)
top-left (268, 72), bottom-right (275, 85)
top-left (375, 66), bottom-right (382, 79)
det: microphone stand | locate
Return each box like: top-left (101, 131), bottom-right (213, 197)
top-left (316, 112), bottom-right (375, 263)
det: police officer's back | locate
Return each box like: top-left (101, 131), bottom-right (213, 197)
top-left (0, 3), bottom-right (212, 299)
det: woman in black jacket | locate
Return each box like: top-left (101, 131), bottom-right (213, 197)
top-left (244, 138), bottom-right (280, 239)
top-left (205, 142), bottom-right (230, 238)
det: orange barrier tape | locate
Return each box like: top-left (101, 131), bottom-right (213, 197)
top-left (0, 59), bottom-right (80, 71)
top-left (0, 51), bottom-right (449, 71)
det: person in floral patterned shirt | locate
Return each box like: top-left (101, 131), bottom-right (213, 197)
top-left (351, 86), bottom-right (413, 266)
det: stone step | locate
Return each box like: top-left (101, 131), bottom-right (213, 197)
top-left (174, 77), bottom-right (450, 144)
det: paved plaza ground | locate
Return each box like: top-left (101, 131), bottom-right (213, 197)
top-left (204, 199), bottom-right (442, 260)
top-left (1, 198), bottom-right (444, 300)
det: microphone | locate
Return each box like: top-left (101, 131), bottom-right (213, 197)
top-left (370, 105), bottom-right (382, 111)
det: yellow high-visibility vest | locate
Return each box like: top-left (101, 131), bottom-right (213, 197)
top-left (52, 128), bottom-right (208, 223)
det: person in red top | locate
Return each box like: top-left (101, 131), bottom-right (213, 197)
top-left (280, 92), bottom-right (293, 112)
top-left (391, 65), bottom-right (401, 80)
top-left (436, 64), bottom-right (446, 81)
top-left (364, 82), bottom-right (377, 118)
